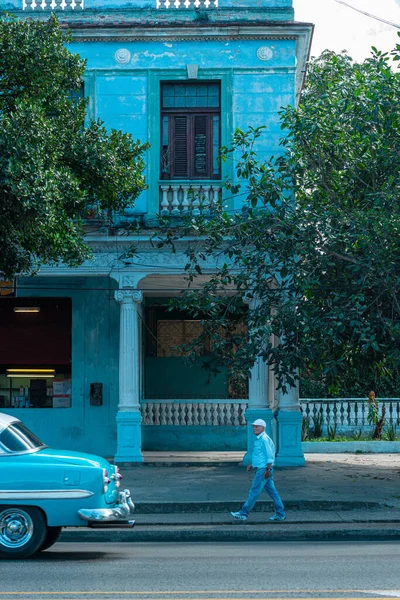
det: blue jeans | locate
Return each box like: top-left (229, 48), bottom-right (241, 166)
top-left (240, 468), bottom-right (285, 518)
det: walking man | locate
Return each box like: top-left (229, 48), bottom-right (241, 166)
top-left (230, 419), bottom-right (286, 522)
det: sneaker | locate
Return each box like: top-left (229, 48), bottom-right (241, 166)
top-left (269, 514), bottom-right (286, 522)
top-left (230, 511), bottom-right (247, 521)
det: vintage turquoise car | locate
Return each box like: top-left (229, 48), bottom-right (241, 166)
top-left (0, 413), bottom-right (135, 559)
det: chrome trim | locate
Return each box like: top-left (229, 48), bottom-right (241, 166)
top-left (0, 415), bottom-right (20, 433)
top-left (78, 489), bottom-right (135, 523)
top-left (0, 489), bottom-right (94, 500)
top-left (0, 444), bottom-right (48, 457)
top-left (89, 519), bottom-right (135, 529)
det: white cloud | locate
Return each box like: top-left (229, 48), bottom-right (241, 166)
top-left (293, 0), bottom-right (400, 60)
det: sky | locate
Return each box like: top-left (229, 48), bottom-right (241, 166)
top-left (293, 0), bottom-right (400, 60)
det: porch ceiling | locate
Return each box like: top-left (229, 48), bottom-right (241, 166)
top-left (137, 274), bottom-right (235, 296)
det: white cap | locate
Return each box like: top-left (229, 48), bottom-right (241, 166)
top-left (251, 419), bottom-right (266, 428)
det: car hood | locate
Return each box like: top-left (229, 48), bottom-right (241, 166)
top-left (35, 448), bottom-right (111, 470)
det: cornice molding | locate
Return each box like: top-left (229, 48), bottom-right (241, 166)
top-left (37, 236), bottom-right (217, 277)
top-left (76, 34), bottom-right (298, 42)
top-left (68, 23), bottom-right (311, 42)
top-left (70, 22), bottom-right (313, 98)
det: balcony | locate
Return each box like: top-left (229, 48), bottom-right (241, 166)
top-left (156, 0), bottom-right (218, 7)
top-left (159, 183), bottom-right (222, 217)
top-left (23, 0), bottom-right (84, 9)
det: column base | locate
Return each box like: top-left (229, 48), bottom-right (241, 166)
top-left (275, 410), bottom-right (305, 467)
top-left (114, 410), bottom-right (144, 463)
top-left (242, 408), bottom-right (274, 466)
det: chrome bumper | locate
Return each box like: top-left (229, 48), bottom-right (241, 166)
top-left (78, 489), bottom-right (135, 528)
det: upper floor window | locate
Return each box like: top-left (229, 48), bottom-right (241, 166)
top-left (161, 82), bottom-right (221, 181)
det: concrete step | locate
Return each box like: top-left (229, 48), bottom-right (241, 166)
top-left (118, 452), bottom-right (244, 467)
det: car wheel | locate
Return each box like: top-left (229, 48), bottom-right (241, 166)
top-left (0, 506), bottom-right (47, 559)
top-left (38, 526), bottom-right (62, 552)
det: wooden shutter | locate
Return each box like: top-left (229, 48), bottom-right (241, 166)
top-left (193, 115), bottom-right (208, 176)
top-left (173, 116), bottom-right (188, 177)
top-left (161, 82), bottom-right (221, 180)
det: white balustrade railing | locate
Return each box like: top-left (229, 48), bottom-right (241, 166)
top-left (23, 0), bottom-right (84, 9)
top-left (142, 400), bottom-right (248, 426)
top-left (142, 398), bottom-right (400, 429)
top-left (300, 398), bottom-right (400, 429)
top-left (160, 183), bottom-right (221, 217)
top-left (156, 0), bottom-right (218, 8)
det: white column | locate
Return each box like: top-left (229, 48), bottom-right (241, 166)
top-left (243, 298), bottom-right (273, 465)
top-left (114, 290), bottom-right (144, 463)
top-left (248, 353), bottom-right (269, 409)
top-left (116, 290), bottom-right (142, 410)
top-left (278, 384), bottom-right (300, 412)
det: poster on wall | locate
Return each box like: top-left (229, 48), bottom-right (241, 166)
top-left (53, 379), bottom-right (72, 408)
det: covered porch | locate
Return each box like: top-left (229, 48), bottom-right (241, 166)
top-left (112, 271), bottom-right (305, 466)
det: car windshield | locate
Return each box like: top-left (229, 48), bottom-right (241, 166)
top-left (0, 422), bottom-right (45, 453)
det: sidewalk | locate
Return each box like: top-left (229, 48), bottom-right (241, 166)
top-left (61, 453), bottom-right (400, 543)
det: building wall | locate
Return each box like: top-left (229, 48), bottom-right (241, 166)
top-left (142, 425), bottom-right (246, 451)
top-left (0, 0), bottom-right (311, 457)
top-left (71, 36), bottom-right (297, 215)
top-left (0, 274), bottom-right (250, 454)
top-left (0, 276), bottom-right (120, 456)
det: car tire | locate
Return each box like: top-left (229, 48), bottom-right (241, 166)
top-left (0, 506), bottom-right (47, 559)
top-left (38, 526), bottom-right (62, 552)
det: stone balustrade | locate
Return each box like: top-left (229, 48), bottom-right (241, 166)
top-left (156, 0), bottom-right (218, 8)
top-left (23, 0), bottom-right (84, 9)
top-left (142, 398), bottom-right (400, 429)
top-left (142, 400), bottom-right (248, 426)
top-left (300, 398), bottom-right (400, 429)
top-left (159, 183), bottom-right (221, 217)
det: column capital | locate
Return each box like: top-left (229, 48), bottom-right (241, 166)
top-left (114, 290), bottom-right (143, 304)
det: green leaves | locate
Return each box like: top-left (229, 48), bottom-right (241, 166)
top-left (160, 47), bottom-right (400, 395)
top-left (0, 15), bottom-right (148, 278)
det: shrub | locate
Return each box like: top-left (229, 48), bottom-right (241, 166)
top-left (311, 412), bottom-right (324, 438)
top-left (327, 425), bottom-right (337, 441)
top-left (301, 416), bottom-right (311, 441)
top-left (368, 391), bottom-right (386, 440)
top-left (384, 424), bottom-right (397, 441)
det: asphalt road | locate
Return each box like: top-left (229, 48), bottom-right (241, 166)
top-left (0, 542), bottom-right (400, 600)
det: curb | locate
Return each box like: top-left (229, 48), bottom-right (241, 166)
top-left (118, 462), bottom-right (243, 468)
top-left (132, 500), bottom-right (388, 513)
top-left (59, 527), bottom-right (400, 544)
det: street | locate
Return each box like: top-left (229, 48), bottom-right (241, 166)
top-left (0, 542), bottom-right (400, 599)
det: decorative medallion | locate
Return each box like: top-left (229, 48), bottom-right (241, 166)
top-left (115, 48), bottom-right (131, 64)
top-left (256, 46), bottom-right (273, 61)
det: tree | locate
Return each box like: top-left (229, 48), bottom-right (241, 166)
top-left (0, 14), bottom-right (148, 279)
top-left (159, 43), bottom-right (400, 396)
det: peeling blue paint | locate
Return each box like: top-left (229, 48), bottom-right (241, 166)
top-left (1, 0), bottom-right (312, 457)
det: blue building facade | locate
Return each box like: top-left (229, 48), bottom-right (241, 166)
top-left (0, 0), bottom-right (312, 465)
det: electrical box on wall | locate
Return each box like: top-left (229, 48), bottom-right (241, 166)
top-left (90, 383), bottom-right (103, 406)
